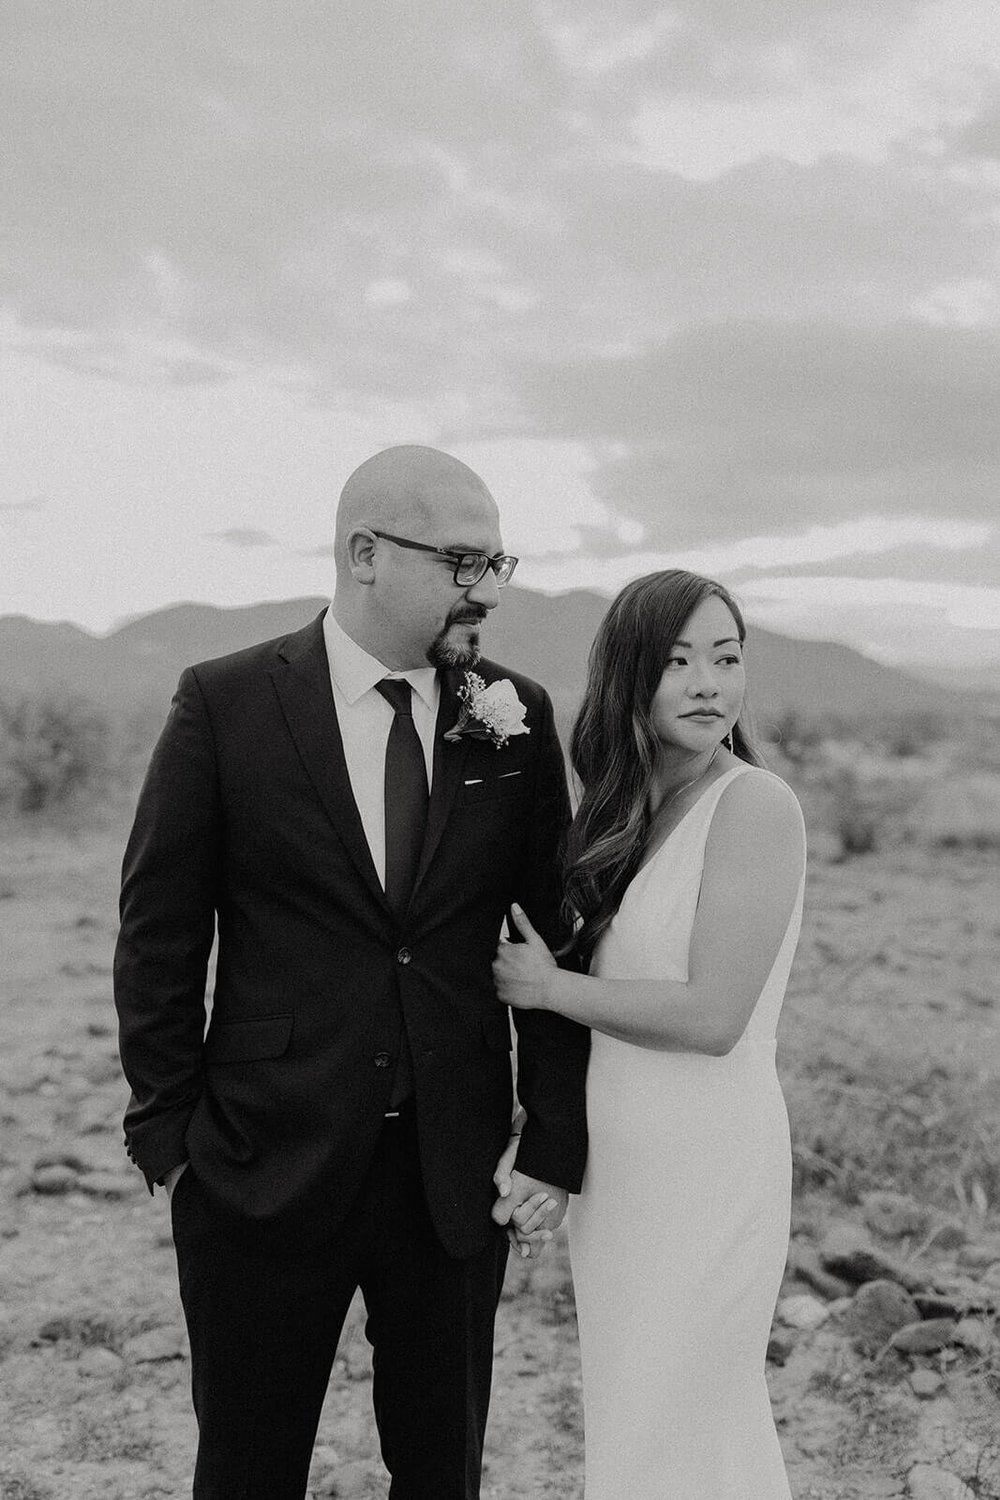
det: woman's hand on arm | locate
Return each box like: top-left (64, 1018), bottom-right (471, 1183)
top-left (492, 904), bottom-right (559, 1011)
top-left (501, 772), bottom-right (805, 1055)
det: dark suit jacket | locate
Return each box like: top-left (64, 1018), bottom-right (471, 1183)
top-left (114, 612), bottom-right (589, 1256)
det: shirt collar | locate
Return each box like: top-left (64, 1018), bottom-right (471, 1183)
top-left (322, 606), bottom-right (439, 713)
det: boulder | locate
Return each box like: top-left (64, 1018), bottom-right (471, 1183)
top-left (926, 1221), bottom-right (968, 1252)
top-left (785, 1238), bottom-right (852, 1299)
top-left (909, 1369), bottom-right (944, 1399)
top-left (890, 1318), bottom-right (958, 1355)
top-left (952, 1317), bottom-right (995, 1356)
top-left (776, 1294), bottom-right (829, 1331)
top-left (766, 1329), bottom-right (796, 1366)
top-left (819, 1223), bottom-right (915, 1288)
top-left (841, 1279), bottom-right (920, 1354)
top-left (31, 1165), bottom-right (79, 1195)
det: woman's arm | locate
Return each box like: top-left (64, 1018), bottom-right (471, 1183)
top-left (494, 772), bottom-right (805, 1056)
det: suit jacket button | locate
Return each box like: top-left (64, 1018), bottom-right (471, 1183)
top-left (374, 1052), bottom-right (391, 1068)
top-left (396, 947), bottom-right (412, 965)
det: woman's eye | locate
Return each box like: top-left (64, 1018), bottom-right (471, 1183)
top-left (718, 655), bottom-right (742, 666)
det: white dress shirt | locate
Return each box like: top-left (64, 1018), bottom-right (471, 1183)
top-left (322, 606), bottom-right (440, 889)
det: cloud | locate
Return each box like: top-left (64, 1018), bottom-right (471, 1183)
top-left (4, 1), bottom-right (997, 407)
top-left (205, 528), bottom-right (278, 549)
top-left (503, 319), bottom-right (1000, 543)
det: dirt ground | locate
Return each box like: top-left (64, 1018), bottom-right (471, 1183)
top-left (0, 816), bottom-right (998, 1499)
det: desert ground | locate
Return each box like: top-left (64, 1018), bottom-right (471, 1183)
top-left (1, 745), bottom-right (998, 1499)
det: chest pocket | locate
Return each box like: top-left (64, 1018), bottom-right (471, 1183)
top-left (457, 770), bottom-right (530, 807)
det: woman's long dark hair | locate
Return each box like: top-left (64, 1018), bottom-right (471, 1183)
top-left (563, 569), bottom-right (765, 969)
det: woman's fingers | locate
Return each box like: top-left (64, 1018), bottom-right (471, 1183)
top-left (512, 1192), bottom-right (558, 1234)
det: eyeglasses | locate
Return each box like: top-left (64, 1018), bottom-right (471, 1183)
top-left (372, 531), bottom-right (519, 588)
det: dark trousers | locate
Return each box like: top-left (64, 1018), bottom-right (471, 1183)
top-left (170, 1108), bottom-right (509, 1500)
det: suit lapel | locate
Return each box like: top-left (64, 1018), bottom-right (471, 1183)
top-left (413, 669), bottom-right (469, 895)
top-left (269, 614), bottom-right (388, 912)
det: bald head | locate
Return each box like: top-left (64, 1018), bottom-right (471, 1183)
top-left (330, 445), bottom-right (507, 670)
top-left (334, 445), bottom-right (498, 571)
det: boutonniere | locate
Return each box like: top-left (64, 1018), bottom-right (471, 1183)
top-left (443, 672), bottom-right (531, 750)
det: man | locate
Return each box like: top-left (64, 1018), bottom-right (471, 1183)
top-left (114, 445), bottom-right (589, 1500)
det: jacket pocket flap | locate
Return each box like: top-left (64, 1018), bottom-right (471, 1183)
top-left (205, 1014), bottom-right (294, 1064)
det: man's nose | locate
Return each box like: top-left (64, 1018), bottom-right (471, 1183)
top-left (466, 568), bottom-right (500, 610)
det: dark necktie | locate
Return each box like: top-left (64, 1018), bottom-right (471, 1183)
top-left (375, 679), bottom-right (429, 918)
top-left (375, 678), bottom-right (428, 1107)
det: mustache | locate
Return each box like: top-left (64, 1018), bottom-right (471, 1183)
top-left (447, 607), bottom-right (488, 626)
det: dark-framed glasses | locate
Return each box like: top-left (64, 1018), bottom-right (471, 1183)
top-left (372, 531), bottom-right (519, 587)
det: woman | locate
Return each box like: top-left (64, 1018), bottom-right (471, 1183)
top-left (494, 569), bottom-right (804, 1499)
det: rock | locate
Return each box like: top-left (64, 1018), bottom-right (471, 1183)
top-left (31, 1164), bottom-right (79, 1195)
top-left (914, 1279), bottom-right (997, 1318)
top-left (841, 1279), bottom-right (920, 1354)
top-left (890, 1318), bottom-right (958, 1355)
top-left (926, 1221), bottom-right (968, 1252)
top-left (776, 1293), bottom-right (830, 1330)
top-left (862, 1190), bottom-right (932, 1240)
top-left (952, 1317), bottom-right (995, 1356)
top-left (766, 1329), bottom-right (796, 1366)
top-left (785, 1239), bottom-right (852, 1300)
top-left (123, 1325), bottom-right (187, 1363)
top-left (957, 1244), bottom-right (1000, 1269)
top-left (907, 1464), bottom-right (975, 1500)
top-left (909, 1368), bottom-right (944, 1399)
top-left (819, 1222), bottom-right (916, 1288)
top-left (33, 1148), bottom-right (93, 1172)
top-left (78, 1346), bottom-right (125, 1378)
top-left (77, 1171), bottom-right (134, 1200)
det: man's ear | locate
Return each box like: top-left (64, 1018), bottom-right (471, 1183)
top-left (345, 527), bottom-right (377, 584)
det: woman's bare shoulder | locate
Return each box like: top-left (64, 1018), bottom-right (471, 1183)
top-left (712, 765), bottom-right (805, 846)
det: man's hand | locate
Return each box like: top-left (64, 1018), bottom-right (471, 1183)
top-left (492, 1169), bottom-right (568, 1259)
top-left (163, 1161), bottom-right (189, 1201)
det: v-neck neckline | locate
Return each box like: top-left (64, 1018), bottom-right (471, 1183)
top-left (636, 763), bottom-right (750, 876)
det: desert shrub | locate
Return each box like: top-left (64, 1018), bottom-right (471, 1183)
top-left (0, 694), bottom-right (115, 812)
top-left (828, 769), bottom-right (881, 856)
top-left (785, 1049), bottom-right (1000, 1217)
top-left (763, 709), bottom-right (829, 768)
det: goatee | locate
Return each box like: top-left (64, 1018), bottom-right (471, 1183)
top-left (428, 610), bottom-right (486, 669)
top-left (428, 629), bottom-right (481, 670)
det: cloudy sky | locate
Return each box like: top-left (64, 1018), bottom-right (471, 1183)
top-left (3, 0), bottom-right (1000, 680)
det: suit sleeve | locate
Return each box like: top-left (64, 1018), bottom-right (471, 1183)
top-left (113, 667), bottom-right (221, 1189)
top-left (509, 688), bottom-right (590, 1193)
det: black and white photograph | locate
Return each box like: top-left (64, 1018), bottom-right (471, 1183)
top-left (2, 4), bottom-right (999, 1498)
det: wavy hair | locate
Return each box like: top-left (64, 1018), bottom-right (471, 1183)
top-left (562, 569), bottom-right (765, 968)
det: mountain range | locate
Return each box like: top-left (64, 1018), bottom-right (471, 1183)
top-left (0, 590), bottom-right (979, 743)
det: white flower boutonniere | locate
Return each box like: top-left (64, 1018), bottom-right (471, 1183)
top-left (443, 673), bottom-right (530, 750)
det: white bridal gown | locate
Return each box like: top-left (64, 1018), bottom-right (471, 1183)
top-left (569, 765), bottom-right (804, 1500)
